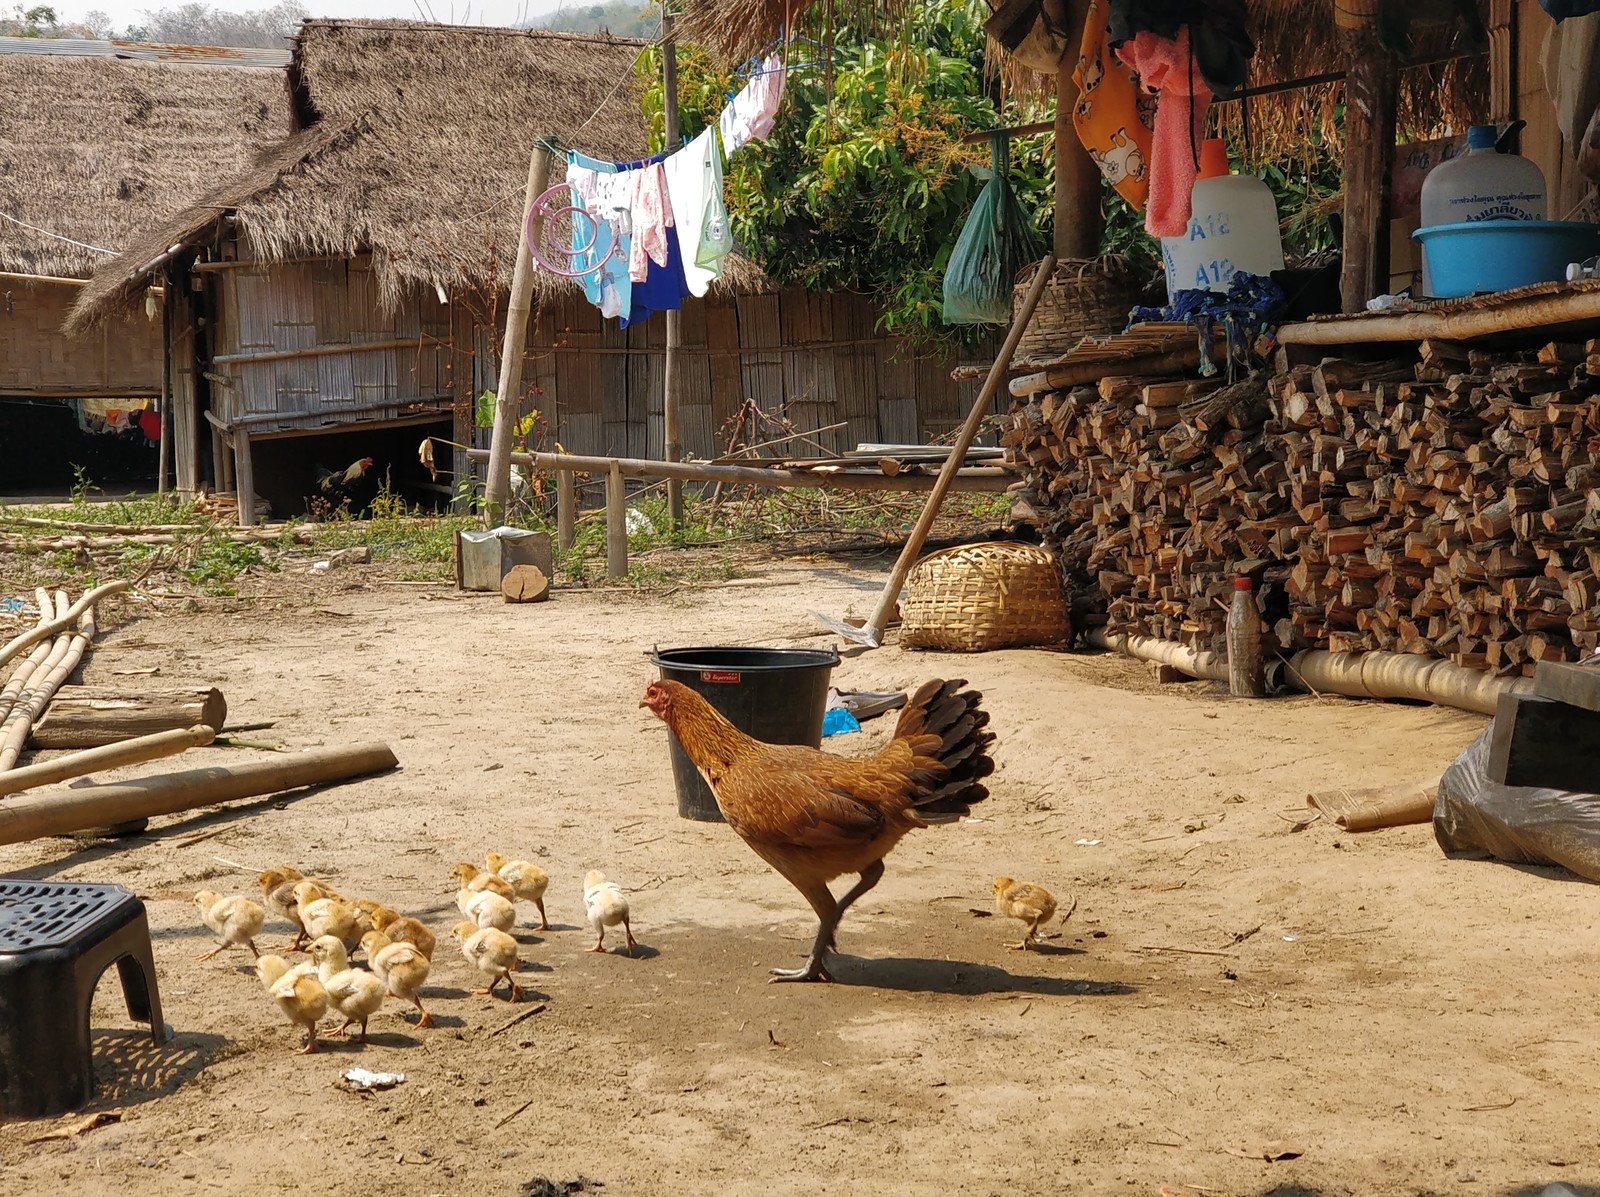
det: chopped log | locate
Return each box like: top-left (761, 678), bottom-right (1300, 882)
top-left (29, 687), bottom-right (228, 749)
top-left (0, 743), bottom-right (398, 846)
top-left (0, 725), bottom-right (216, 797)
top-left (501, 564), bottom-right (550, 603)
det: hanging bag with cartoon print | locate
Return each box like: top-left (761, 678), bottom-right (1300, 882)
top-left (942, 133), bottom-right (1043, 325)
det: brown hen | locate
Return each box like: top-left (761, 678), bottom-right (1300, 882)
top-left (642, 677), bottom-right (994, 982)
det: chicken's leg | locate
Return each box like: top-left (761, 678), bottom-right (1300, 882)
top-left (771, 860), bottom-right (885, 983)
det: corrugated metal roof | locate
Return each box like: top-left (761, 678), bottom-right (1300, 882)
top-left (0, 36), bottom-right (289, 67)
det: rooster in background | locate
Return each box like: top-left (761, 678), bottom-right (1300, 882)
top-left (642, 677), bottom-right (995, 982)
top-left (314, 456), bottom-right (375, 508)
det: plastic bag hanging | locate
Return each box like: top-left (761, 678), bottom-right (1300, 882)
top-left (942, 133), bottom-right (1043, 325)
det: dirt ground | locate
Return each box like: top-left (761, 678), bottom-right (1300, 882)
top-left (0, 554), bottom-right (1593, 1197)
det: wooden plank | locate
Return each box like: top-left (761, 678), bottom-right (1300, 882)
top-left (1531, 661), bottom-right (1600, 713)
top-left (1487, 690), bottom-right (1600, 792)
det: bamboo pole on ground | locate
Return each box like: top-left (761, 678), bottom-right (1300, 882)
top-left (0, 743), bottom-right (399, 846)
top-left (606, 462), bottom-right (628, 580)
top-left (0, 725), bottom-right (216, 797)
top-left (0, 580), bottom-right (130, 672)
top-left (0, 591), bottom-right (56, 723)
top-left (0, 601), bottom-right (97, 771)
top-left (846, 254), bottom-right (1059, 647)
top-left (484, 138), bottom-right (553, 526)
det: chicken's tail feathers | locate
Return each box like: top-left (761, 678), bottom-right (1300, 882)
top-left (896, 678), bottom-right (996, 822)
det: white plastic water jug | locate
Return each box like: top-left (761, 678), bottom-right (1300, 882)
top-left (1162, 140), bottom-right (1286, 300)
top-left (1420, 125), bottom-right (1546, 227)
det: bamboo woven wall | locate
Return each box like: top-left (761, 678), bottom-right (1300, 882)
top-left (0, 280), bottom-right (162, 396)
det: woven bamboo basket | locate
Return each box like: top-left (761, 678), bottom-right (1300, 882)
top-left (900, 542), bottom-right (1071, 652)
top-left (1011, 256), bottom-right (1143, 365)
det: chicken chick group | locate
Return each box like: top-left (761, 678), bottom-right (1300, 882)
top-left (197, 851), bottom-right (636, 1054)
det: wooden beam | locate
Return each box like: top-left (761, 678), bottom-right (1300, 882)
top-left (234, 430), bottom-right (257, 528)
top-left (1339, 25), bottom-right (1400, 312)
top-left (211, 337), bottom-right (429, 366)
top-left (606, 461), bottom-right (628, 580)
top-left (1053, 0), bottom-right (1103, 260)
top-left (556, 469), bottom-right (576, 550)
top-left (1487, 690), bottom-right (1600, 792)
top-left (1278, 285), bottom-right (1600, 347)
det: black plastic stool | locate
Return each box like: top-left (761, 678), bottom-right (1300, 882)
top-left (0, 880), bottom-right (167, 1119)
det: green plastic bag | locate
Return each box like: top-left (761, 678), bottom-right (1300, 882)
top-left (942, 134), bottom-right (1042, 325)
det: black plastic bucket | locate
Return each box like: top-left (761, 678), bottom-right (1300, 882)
top-left (650, 646), bottom-right (840, 821)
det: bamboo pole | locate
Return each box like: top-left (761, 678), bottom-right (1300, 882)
top-left (0, 580), bottom-right (128, 672)
top-left (484, 139), bottom-right (553, 526)
top-left (1278, 288), bottom-right (1600, 347)
top-left (0, 725), bottom-right (216, 797)
top-left (0, 743), bottom-right (399, 847)
top-left (0, 601), bottom-right (97, 771)
top-left (852, 254), bottom-right (1060, 646)
top-left (662, 2), bottom-right (685, 528)
top-left (557, 469), bottom-right (576, 551)
top-left (606, 461), bottom-right (628, 580)
top-left (463, 449), bottom-right (1011, 492)
top-left (0, 591), bottom-right (57, 723)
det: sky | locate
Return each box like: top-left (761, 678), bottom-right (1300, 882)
top-left (52, 0), bottom-right (572, 31)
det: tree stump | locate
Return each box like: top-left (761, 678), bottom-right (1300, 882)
top-left (501, 565), bottom-right (550, 604)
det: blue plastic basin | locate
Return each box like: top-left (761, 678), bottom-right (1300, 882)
top-left (1414, 220), bottom-right (1600, 299)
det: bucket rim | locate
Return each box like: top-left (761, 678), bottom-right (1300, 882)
top-left (1413, 219), bottom-right (1600, 241)
top-left (649, 645), bottom-right (841, 671)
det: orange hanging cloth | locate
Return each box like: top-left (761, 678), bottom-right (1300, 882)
top-left (1071, 0), bottom-right (1154, 212)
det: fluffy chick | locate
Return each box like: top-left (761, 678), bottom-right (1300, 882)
top-left (992, 877), bottom-right (1073, 950)
top-left (369, 908), bottom-right (437, 959)
top-left (193, 890), bottom-right (265, 961)
top-left (451, 921), bottom-right (521, 1001)
top-left (256, 954), bottom-right (328, 1054)
top-left (307, 935), bottom-right (387, 1043)
top-left (360, 930), bottom-right (433, 1028)
top-left (448, 862), bottom-right (516, 903)
top-left (293, 882), bottom-right (370, 953)
top-left (485, 851), bottom-right (551, 930)
top-left (457, 887), bottom-right (516, 933)
top-left (582, 870), bottom-right (636, 956)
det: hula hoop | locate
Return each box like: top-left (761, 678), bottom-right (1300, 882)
top-left (526, 182), bottom-right (616, 277)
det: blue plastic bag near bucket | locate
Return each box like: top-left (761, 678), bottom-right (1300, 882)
top-left (650, 647), bottom-right (839, 821)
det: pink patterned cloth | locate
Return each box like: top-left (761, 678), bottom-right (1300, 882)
top-left (1116, 27), bottom-right (1211, 238)
top-left (628, 162), bottom-right (673, 283)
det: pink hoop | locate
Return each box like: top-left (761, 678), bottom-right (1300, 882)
top-left (526, 182), bottom-right (616, 278)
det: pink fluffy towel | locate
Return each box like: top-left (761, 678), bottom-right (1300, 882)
top-left (1117, 27), bottom-right (1212, 238)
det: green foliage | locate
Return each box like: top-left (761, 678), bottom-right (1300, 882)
top-left (641, 0), bottom-right (1056, 352)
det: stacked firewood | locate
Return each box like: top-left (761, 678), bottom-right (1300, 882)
top-left (1003, 337), bottom-right (1600, 674)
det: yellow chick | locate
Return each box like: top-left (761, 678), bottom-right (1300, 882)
top-left (448, 862), bottom-right (516, 902)
top-left (353, 898), bottom-right (401, 927)
top-left (369, 908), bottom-right (437, 959)
top-left (193, 890), bottom-right (265, 961)
top-left (307, 936), bottom-right (387, 1043)
top-left (360, 930), bottom-right (433, 1029)
top-left (259, 869), bottom-right (338, 951)
top-left (458, 888), bottom-right (516, 933)
top-left (992, 877), bottom-right (1073, 950)
top-left (485, 851), bottom-right (551, 931)
top-left (256, 954), bottom-right (328, 1054)
top-left (582, 870), bottom-right (636, 956)
top-left (452, 921), bottom-right (521, 1001)
top-left (292, 882), bottom-right (370, 953)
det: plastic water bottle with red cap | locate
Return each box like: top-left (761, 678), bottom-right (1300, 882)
top-left (1226, 577), bottom-right (1265, 698)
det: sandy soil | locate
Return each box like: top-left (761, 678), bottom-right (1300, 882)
top-left (0, 555), bottom-right (1592, 1197)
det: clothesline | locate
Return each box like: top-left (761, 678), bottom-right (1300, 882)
top-left (0, 210), bottom-right (117, 255)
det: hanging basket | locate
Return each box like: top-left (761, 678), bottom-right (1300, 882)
top-left (900, 542), bottom-right (1071, 653)
top-left (1011, 256), bottom-right (1143, 365)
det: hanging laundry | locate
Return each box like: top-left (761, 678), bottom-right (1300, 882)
top-left (718, 54), bottom-right (786, 155)
top-left (1117, 26), bottom-right (1210, 237)
top-left (622, 219), bottom-right (691, 329)
top-left (628, 161), bottom-right (673, 283)
top-left (139, 408), bottom-right (162, 444)
top-left (663, 127), bottom-right (722, 297)
top-left (567, 152), bottom-right (633, 323)
top-left (1106, 0), bottom-right (1252, 96)
top-left (1073, 0), bottom-right (1152, 211)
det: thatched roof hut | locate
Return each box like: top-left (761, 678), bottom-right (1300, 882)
top-left (69, 20), bottom-right (710, 330)
top-left (0, 48), bottom-right (289, 280)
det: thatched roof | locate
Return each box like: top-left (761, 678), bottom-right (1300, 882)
top-left (73, 20), bottom-right (762, 330)
top-left (0, 50), bottom-right (289, 278)
top-left (677, 0), bottom-right (1488, 155)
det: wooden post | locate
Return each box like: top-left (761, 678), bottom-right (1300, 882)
top-left (235, 430), bottom-right (257, 527)
top-left (556, 468), bottom-right (576, 550)
top-left (1339, 26), bottom-right (1399, 312)
top-left (855, 254), bottom-right (1059, 645)
top-left (662, 4), bottom-right (685, 528)
top-left (157, 276), bottom-right (171, 494)
top-left (1053, 0), bottom-right (1102, 259)
top-left (606, 461), bottom-right (628, 580)
top-left (484, 139), bottom-right (553, 526)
